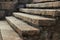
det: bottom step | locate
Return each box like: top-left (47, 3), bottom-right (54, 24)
top-left (6, 16), bottom-right (40, 40)
top-left (0, 30), bottom-right (2, 40)
top-left (0, 21), bottom-right (23, 40)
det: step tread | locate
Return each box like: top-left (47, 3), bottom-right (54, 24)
top-left (32, 0), bottom-right (55, 3)
top-left (6, 16), bottom-right (40, 40)
top-left (13, 12), bottom-right (55, 20)
top-left (20, 8), bottom-right (60, 17)
top-left (6, 16), bottom-right (39, 31)
top-left (26, 1), bottom-right (60, 8)
top-left (0, 21), bottom-right (22, 40)
top-left (13, 12), bottom-right (56, 27)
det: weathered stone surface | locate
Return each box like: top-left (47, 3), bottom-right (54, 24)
top-left (13, 12), bottom-right (56, 27)
top-left (32, 0), bottom-right (55, 3)
top-left (0, 0), bottom-right (17, 10)
top-left (0, 21), bottom-right (22, 40)
top-left (6, 16), bottom-right (40, 40)
top-left (0, 30), bottom-right (3, 40)
top-left (18, 0), bottom-right (55, 3)
top-left (20, 8), bottom-right (60, 17)
top-left (52, 32), bottom-right (60, 40)
top-left (0, 10), bottom-right (5, 18)
top-left (26, 1), bottom-right (60, 8)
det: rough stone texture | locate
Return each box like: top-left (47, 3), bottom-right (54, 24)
top-left (0, 10), bottom-right (5, 18)
top-left (0, 0), bottom-right (17, 10)
top-left (13, 12), bottom-right (56, 27)
top-left (26, 1), bottom-right (60, 8)
top-left (52, 32), bottom-right (60, 40)
top-left (6, 16), bottom-right (40, 40)
top-left (18, 0), bottom-right (55, 3)
top-left (0, 21), bottom-right (23, 40)
top-left (0, 30), bottom-right (3, 40)
top-left (32, 0), bottom-right (55, 3)
top-left (20, 8), bottom-right (60, 17)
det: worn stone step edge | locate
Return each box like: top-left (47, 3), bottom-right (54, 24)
top-left (6, 16), bottom-right (40, 38)
top-left (26, 1), bottom-right (60, 8)
top-left (13, 12), bottom-right (56, 27)
top-left (20, 8), bottom-right (60, 17)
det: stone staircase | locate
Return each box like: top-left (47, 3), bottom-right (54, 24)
top-left (1, 0), bottom-right (59, 40)
top-left (6, 16), bottom-right (40, 40)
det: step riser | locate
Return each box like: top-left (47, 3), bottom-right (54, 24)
top-left (13, 13), bottom-right (56, 27)
top-left (20, 9), bottom-right (60, 17)
top-left (26, 1), bottom-right (60, 8)
top-left (6, 17), bottom-right (40, 40)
